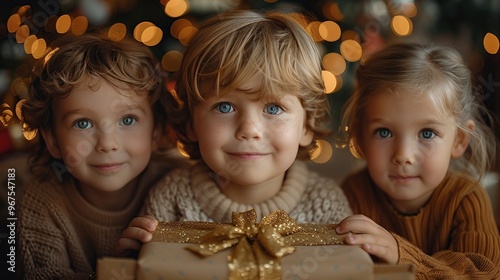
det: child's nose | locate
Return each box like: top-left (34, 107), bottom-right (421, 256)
top-left (392, 138), bottom-right (415, 165)
top-left (235, 114), bottom-right (262, 140)
top-left (95, 130), bottom-right (120, 152)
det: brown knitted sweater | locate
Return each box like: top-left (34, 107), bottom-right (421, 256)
top-left (17, 155), bottom-right (185, 280)
top-left (341, 168), bottom-right (500, 279)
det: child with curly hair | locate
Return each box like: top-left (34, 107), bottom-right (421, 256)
top-left (18, 32), bottom-right (187, 279)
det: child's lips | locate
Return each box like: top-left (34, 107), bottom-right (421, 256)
top-left (389, 174), bottom-right (418, 183)
top-left (228, 152), bottom-right (268, 160)
top-left (91, 163), bottom-right (124, 172)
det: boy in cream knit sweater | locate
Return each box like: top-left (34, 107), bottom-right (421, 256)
top-left (115, 10), bottom-right (352, 255)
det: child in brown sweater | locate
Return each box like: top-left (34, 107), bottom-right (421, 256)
top-left (336, 42), bottom-right (500, 278)
top-left (18, 32), bottom-right (187, 279)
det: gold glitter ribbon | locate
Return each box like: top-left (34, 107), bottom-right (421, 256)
top-left (152, 209), bottom-right (345, 280)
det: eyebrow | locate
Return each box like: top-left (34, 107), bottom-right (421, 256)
top-left (111, 103), bottom-right (147, 113)
top-left (366, 117), bottom-right (449, 126)
top-left (60, 103), bottom-right (147, 120)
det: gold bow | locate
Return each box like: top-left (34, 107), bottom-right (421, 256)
top-left (152, 209), bottom-right (344, 279)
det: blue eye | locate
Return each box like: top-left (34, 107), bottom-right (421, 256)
top-left (121, 116), bottom-right (136, 126)
top-left (216, 102), bottom-right (233, 113)
top-left (421, 129), bottom-right (436, 139)
top-left (265, 104), bottom-right (282, 115)
top-left (74, 119), bottom-right (92, 130)
top-left (377, 128), bottom-right (391, 138)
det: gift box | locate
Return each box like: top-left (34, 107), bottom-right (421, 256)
top-left (137, 242), bottom-right (373, 279)
top-left (138, 209), bottom-right (373, 279)
top-left (97, 256), bottom-right (415, 280)
top-left (97, 209), bottom-right (414, 279)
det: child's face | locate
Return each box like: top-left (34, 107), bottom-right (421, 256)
top-left (44, 76), bottom-right (156, 195)
top-left (359, 91), bottom-right (464, 213)
top-left (189, 75), bottom-right (313, 193)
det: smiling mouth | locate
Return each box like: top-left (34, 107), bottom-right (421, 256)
top-left (389, 175), bottom-right (418, 182)
top-left (92, 163), bottom-right (124, 171)
top-left (228, 152), bottom-right (267, 159)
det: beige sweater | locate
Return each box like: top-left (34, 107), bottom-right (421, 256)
top-left (143, 160), bottom-right (352, 224)
top-left (341, 168), bottom-right (500, 279)
top-left (17, 155), bottom-right (184, 280)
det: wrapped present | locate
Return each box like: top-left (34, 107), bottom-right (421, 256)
top-left (136, 209), bottom-right (374, 280)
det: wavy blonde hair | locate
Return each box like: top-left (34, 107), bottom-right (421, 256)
top-left (169, 9), bottom-right (330, 159)
top-left (341, 42), bottom-right (497, 178)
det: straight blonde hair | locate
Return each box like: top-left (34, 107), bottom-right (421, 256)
top-left (169, 9), bottom-right (330, 159)
top-left (342, 42), bottom-right (497, 179)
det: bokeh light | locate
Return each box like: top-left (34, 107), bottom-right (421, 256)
top-left (319, 21), bottom-right (341, 42)
top-left (310, 139), bottom-right (333, 164)
top-left (483, 33), bottom-right (499, 54)
top-left (24, 35), bottom-right (37, 54)
top-left (165, 0), bottom-right (189, 18)
top-left (322, 52), bottom-right (346, 76)
top-left (7, 14), bottom-right (21, 33)
top-left (323, 2), bottom-right (344, 21)
top-left (178, 25), bottom-right (198, 46)
top-left (71, 16), bottom-right (88, 36)
top-left (306, 21), bottom-right (323, 42)
top-left (56, 14), bottom-right (72, 34)
top-left (108, 23), bottom-right (127, 41)
top-left (170, 18), bottom-right (192, 39)
top-left (349, 137), bottom-right (362, 159)
top-left (31, 38), bottom-right (47, 59)
top-left (15, 25), bottom-right (30, 43)
top-left (322, 70), bottom-right (337, 94)
top-left (162, 50), bottom-right (183, 72)
top-left (22, 122), bottom-right (37, 141)
top-left (0, 103), bottom-right (13, 127)
top-left (340, 39), bottom-right (362, 62)
top-left (142, 26), bottom-right (163, 46)
top-left (134, 21), bottom-right (155, 42)
top-left (391, 15), bottom-right (413, 37)
top-left (15, 99), bottom-right (25, 121)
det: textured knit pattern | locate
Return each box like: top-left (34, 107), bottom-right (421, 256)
top-left (17, 155), bottom-right (183, 280)
top-left (143, 160), bottom-right (352, 224)
top-left (341, 168), bottom-right (500, 279)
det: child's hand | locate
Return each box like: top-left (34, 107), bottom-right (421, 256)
top-left (336, 214), bottom-right (398, 264)
top-left (113, 215), bottom-right (158, 257)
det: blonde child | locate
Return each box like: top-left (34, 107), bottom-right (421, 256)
top-left (18, 32), bottom-right (186, 279)
top-left (336, 42), bottom-right (500, 278)
top-left (116, 9), bottom-right (352, 254)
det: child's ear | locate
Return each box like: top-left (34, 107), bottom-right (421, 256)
top-left (451, 120), bottom-right (474, 158)
top-left (40, 128), bottom-right (62, 158)
top-left (299, 127), bottom-right (314, 147)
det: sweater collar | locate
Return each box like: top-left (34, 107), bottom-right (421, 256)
top-left (191, 161), bottom-right (309, 223)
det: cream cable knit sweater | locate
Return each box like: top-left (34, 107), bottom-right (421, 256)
top-left (143, 160), bottom-right (352, 224)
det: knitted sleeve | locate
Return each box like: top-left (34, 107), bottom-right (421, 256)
top-left (142, 168), bottom-right (190, 221)
top-left (397, 182), bottom-right (500, 278)
top-left (18, 181), bottom-right (91, 280)
top-left (396, 233), bottom-right (500, 279)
